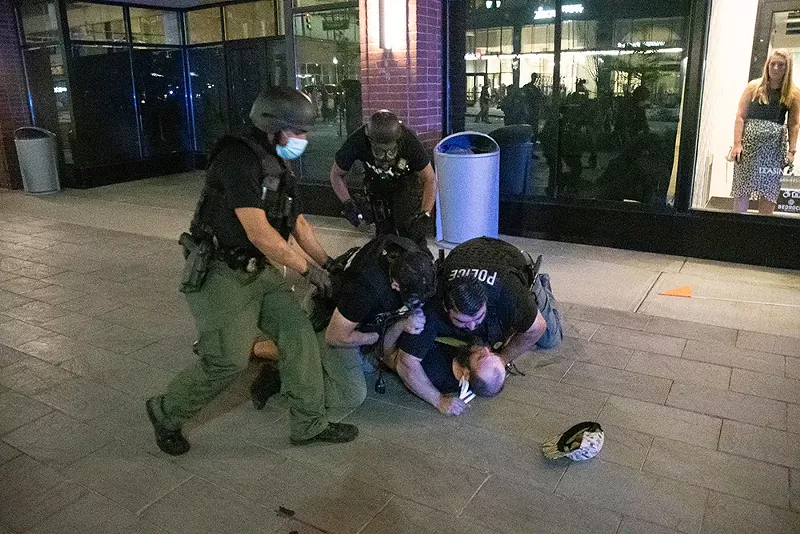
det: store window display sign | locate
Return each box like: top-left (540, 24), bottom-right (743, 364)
top-left (533, 4), bottom-right (584, 20)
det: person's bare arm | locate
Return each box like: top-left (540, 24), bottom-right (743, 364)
top-left (291, 214), bottom-right (330, 267)
top-left (330, 163), bottom-right (351, 202)
top-left (731, 83), bottom-right (754, 161)
top-left (325, 309), bottom-right (380, 347)
top-left (418, 163), bottom-right (437, 213)
top-left (394, 349), bottom-right (467, 416)
top-left (234, 207), bottom-right (309, 275)
top-left (499, 310), bottom-right (547, 365)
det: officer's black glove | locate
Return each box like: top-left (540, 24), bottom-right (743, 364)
top-left (322, 256), bottom-right (345, 276)
top-left (341, 198), bottom-right (363, 227)
top-left (303, 263), bottom-right (332, 298)
top-left (406, 211), bottom-right (431, 242)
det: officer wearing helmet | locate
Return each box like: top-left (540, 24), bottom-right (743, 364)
top-left (330, 110), bottom-right (437, 245)
top-left (250, 234), bottom-right (437, 411)
top-left (146, 86), bottom-right (359, 456)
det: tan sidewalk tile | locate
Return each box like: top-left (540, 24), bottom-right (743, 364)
top-left (0, 276), bottom-right (49, 295)
top-left (0, 289), bottom-right (32, 312)
top-left (719, 420), bottom-right (800, 469)
top-left (563, 317), bottom-right (601, 340)
top-left (361, 497), bottom-right (502, 534)
top-left (27, 492), bottom-right (164, 534)
top-left (17, 333), bottom-right (117, 365)
top-left (438, 425), bottom-right (568, 492)
top-left (644, 316), bottom-right (739, 345)
top-left (140, 477), bottom-right (281, 534)
top-left (592, 325), bottom-right (686, 357)
top-left (0, 357), bottom-right (75, 396)
top-left (556, 460), bottom-right (707, 533)
top-left (127, 335), bottom-right (198, 374)
top-left (3, 411), bottom-right (113, 470)
top-left (617, 516), bottom-right (681, 534)
top-left (0, 442), bottom-right (21, 466)
top-left (738, 330), bottom-right (800, 358)
top-left (0, 343), bottom-right (26, 368)
top-left (543, 336), bottom-right (634, 369)
top-left (561, 361), bottom-right (673, 403)
top-left (792, 469), bottom-right (800, 512)
top-left (463, 474), bottom-right (622, 534)
top-left (0, 391), bottom-right (52, 435)
top-left (643, 437), bottom-right (790, 509)
top-left (60, 351), bottom-right (174, 400)
top-left (625, 351), bottom-right (731, 389)
top-left (238, 459), bottom-right (393, 534)
top-left (666, 382), bottom-right (786, 430)
top-left (0, 455), bottom-right (86, 532)
top-left (702, 491), bottom-right (800, 534)
top-left (599, 396), bottom-right (721, 449)
top-left (567, 304), bottom-right (650, 330)
top-left (64, 440), bottom-right (192, 514)
top-left (34, 377), bottom-right (129, 422)
top-left (501, 376), bottom-right (608, 419)
top-left (2, 301), bottom-right (69, 326)
top-left (0, 256), bottom-right (65, 279)
top-left (730, 368), bottom-right (800, 404)
top-left (459, 394), bottom-right (541, 437)
top-left (789, 404), bottom-right (800, 434)
top-left (787, 357), bottom-right (800, 380)
top-left (683, 339), bottom-right (785, 376)
top-left (0, 319), bottom-right (51, 350)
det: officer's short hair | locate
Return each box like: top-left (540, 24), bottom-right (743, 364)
top-left (390, 250), bottom-right (436, 303)
top-left (444, 276), bottom-right (487, 316)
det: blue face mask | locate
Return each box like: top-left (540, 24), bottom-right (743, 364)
top-left (275, 137), bottom-right (308, 160)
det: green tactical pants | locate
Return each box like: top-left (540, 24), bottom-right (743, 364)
top-left (157, 260), bottom-right (341, 441)
top-left (318, 330), bottom-right (367, 413)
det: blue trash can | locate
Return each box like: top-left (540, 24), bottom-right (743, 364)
top-left (433, 131), bottom-right (500, 246)
top-left (489, 124), bottom-right (533, 196)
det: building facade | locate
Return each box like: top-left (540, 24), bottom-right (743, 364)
top-left (0, 0), bottom-right (798, 268)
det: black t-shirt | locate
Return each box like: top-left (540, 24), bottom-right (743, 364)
top-left (199, 130), bottom-right (299, 252)
top-left (420, 342), bottom-right (460, 394)
top-left (397, 237), bottom-right (538, 359)
top-left (334, 124), bottom-right (430, 191)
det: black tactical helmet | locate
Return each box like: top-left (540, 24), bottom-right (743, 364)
top-left (367, 110), bottom-right (403, 144)
top-left (390, 250), bottom-right (437, 307)
top-left (249, 86), bottom-right (315, 134)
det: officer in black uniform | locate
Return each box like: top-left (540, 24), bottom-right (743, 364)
top-left (329, 110), bottom-right (437, 245)
top-left (145, 86), bottom-right (359, 456)
top-left (384, 237), bottom-right (563, 416)
top-left (250, 234), bottom-right (438, 409)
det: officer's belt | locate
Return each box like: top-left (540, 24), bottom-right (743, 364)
top-left (214, 247), bottom-right (267, 273)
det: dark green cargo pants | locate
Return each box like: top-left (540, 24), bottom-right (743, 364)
top-left (156, 260), bottom-right (337, 441)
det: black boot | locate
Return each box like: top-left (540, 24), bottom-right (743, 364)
top-left (145, 397), bottom-right (190, 456)
top-left (250, 361), bottom-right (281, 410)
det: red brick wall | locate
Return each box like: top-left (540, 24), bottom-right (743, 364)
top-left (0, 0), bottom-right (30, 190)
top-left (360, 0), bottom-right (443, 150)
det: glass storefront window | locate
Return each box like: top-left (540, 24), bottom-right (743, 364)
top-left (693, 2), bottom-right (800, 217)
top-left (521, 24), bottom-right (555, 53)
top-left (130, 8), bottom-right (181, 45)
top-left (562, 20), bottom-right (597, 51)
top-left (188, 46), bottom-right (228, 151)
top-left (186, 7), bottom-right (222, 45)
top-left (70, 45), bottom-right (139, 165)
top-left (224, 1), bottom-right (277, 40)
top-left (132, 48), bottom-right (190, 157)
top-left (67, 2), bottom-right (125, 42)
top-left (469, 27), bottom-right (513, 55)
top-left (20, 0), bottom-right (61, 44)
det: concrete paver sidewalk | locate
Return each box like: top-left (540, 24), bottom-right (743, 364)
top-left (0, 179), bottom-right (798, 533)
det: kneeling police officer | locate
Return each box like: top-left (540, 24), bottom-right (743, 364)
top-left (330, 110), bottom-right (437, 245)
top-left (250, 234), bottom-right (437, 410)
top-left (385, 237), bottom-right (564, 416)
top-left (146, 87), bottom-right (358, 456)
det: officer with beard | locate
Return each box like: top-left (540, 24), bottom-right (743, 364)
top-left (145, 87), bottom-right (359, 456)
top-left (329, 110), bottom-right (437, 246)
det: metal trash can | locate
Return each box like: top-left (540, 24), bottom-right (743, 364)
top-left (489, 124), bottom-right (533, 196)
top-left (14, 127), bottom-right (60, 195)
top-left (434, 131), bottom-right (500, 246)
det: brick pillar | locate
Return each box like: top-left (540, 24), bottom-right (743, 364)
top-left (0, 0), bottom-right (30, 190)
top-left (360, 0), bottom-right (443, 149)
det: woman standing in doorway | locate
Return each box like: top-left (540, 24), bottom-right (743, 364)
top-left (729, 49), bottom-right (800, 214)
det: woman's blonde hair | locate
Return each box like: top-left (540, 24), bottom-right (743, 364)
top-left (753, 49), bottom-right (796, 108)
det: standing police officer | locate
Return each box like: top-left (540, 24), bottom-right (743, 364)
top-left (145, 87), bottom-right (358, 456)
top-left (250, 234), bottom-right (437, 410)
top-left (329, 110), bottom-right (437, 245)
top-left (384, 237), bottom-right (563, 416)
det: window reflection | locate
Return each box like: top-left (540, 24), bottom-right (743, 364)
top-left (224, 1), bottom-right (277, 40)
top-left (70, 45), bottom-right (139, 165)
top-left (67, 2), bottom-right (125, 42)
top-left (188, 46), bottom-right (229, 151)
top-left (132, 48), bottom-right (190, 157)
top-left (20, 0), bottom-right (60, 44)
top-left (186, 7), bottom-right (222, 44)
top-left (130, 8), bottom-right (181, 45)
